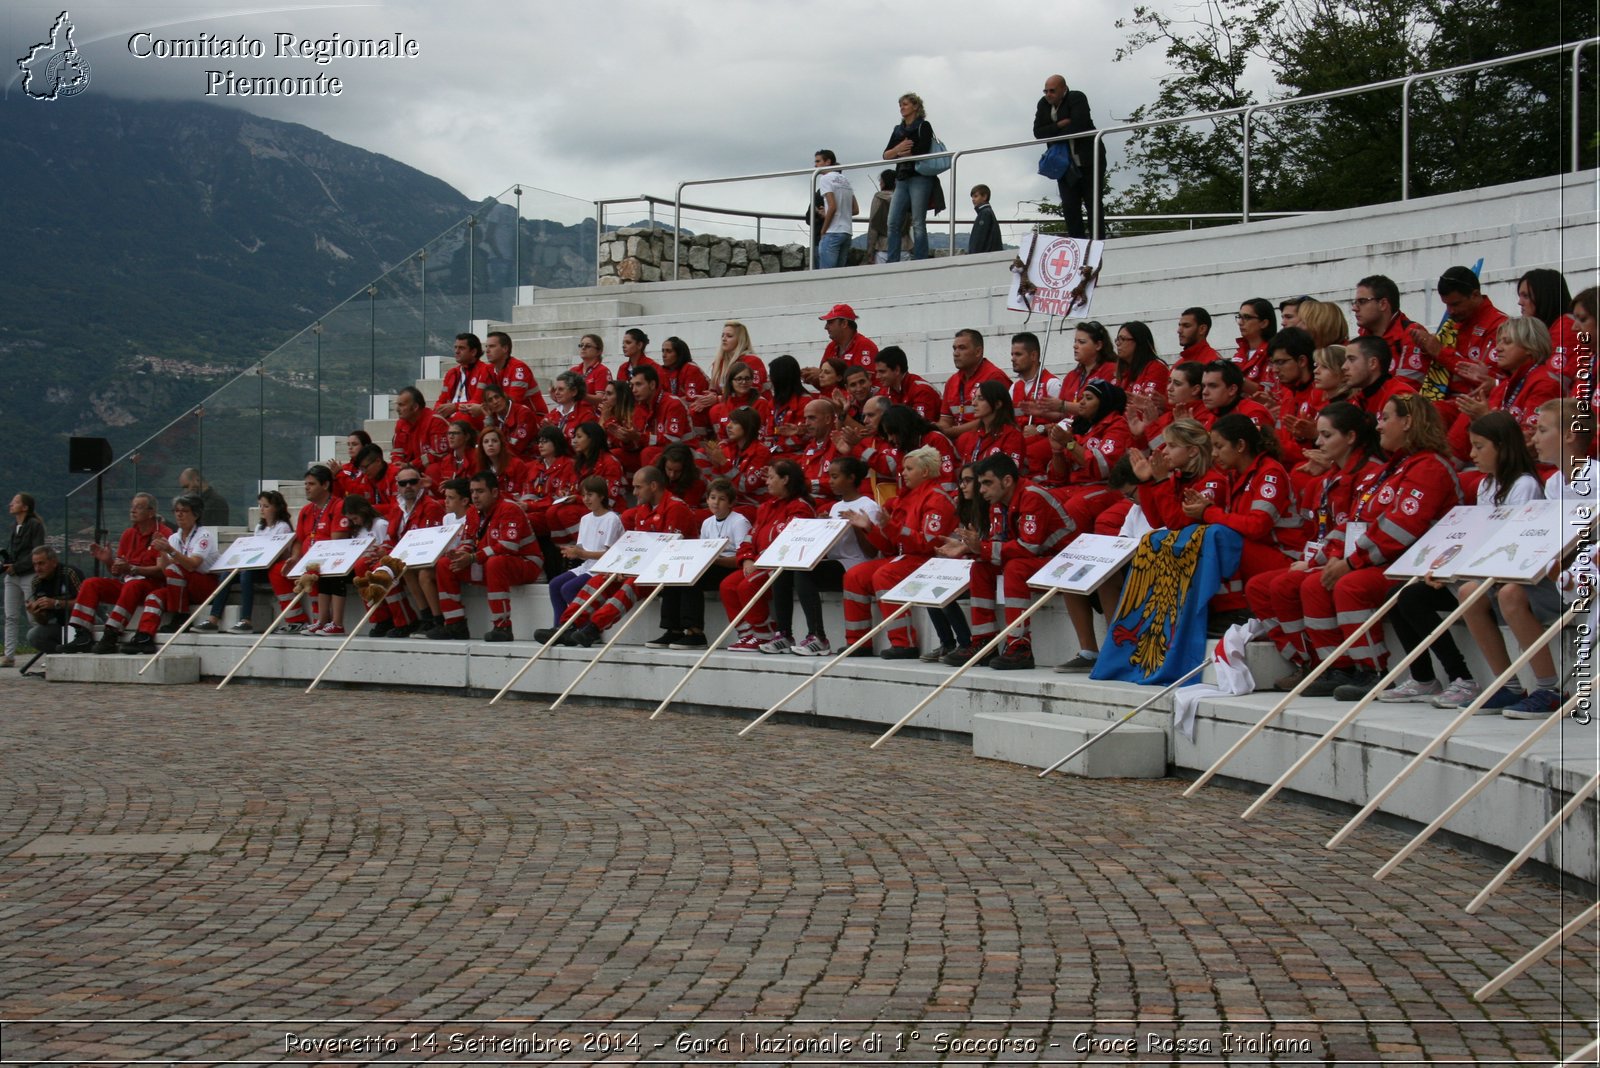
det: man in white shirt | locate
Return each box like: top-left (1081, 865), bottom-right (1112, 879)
top-left (814, 149), bottom-right (858, 270)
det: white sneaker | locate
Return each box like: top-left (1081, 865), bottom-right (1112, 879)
top-left (791, 634), bottom-right (831, 656)
top-left (1431, 678), bottom-right (1482, 709)
top-left (758, 634), bottom-right (792, 654)
top-left (1377, 678), bottom-right (1442, 703)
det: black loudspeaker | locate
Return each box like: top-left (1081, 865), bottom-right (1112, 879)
top-left (68, 436), bottom-right (113, 474)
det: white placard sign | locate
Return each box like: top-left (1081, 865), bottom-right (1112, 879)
top-left (1385, 505), bottom-right (1492, 580)
top-left (1454, 500), bottom-right (1591, 581)
top-left (594, 531), bottom-right (680, 576)
top-left (1028, 534), bottom-right (1140, 594)
top-left (388, 525), bottom-right (461, 568)
top-left (638, 538), bottom-right (728, 586)
top-left (755, 518), bottom-right (851, 571)
top-left (1006, 233), bottom-right (1105, 317)
top-left (210, 530), bottom-right (294, 572)
top-left (287, 533), bottom-right (376, 578)
top-left (882, 558), bottom-right (973, 607)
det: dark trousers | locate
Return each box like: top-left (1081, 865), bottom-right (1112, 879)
top-left (658, 566), bottom-right (729, 633)
top-left (771, 561), bottom-right (844, 640)
top-left (1390, 582), bottom-right (1470, 684)
top-left (928, 600), bottom-right (972, 648)
top-left (1056, 153), bottom-right (1106, 240)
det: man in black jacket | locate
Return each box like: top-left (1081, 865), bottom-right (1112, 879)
top-left (25, 546), bottom-right (83, 655)
top-left (1033, 74), bottom-right (1103, 240)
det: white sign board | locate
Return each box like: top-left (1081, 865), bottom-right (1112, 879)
top-left (882, 557), bottom-right (973, 607)
top-left (638, 539), bottom-right (728, 586)
top-left (1006, 233), bottom-right (1105, 317)
top-left (1029, 534), bottom-right (1140, 594)
top-left (755, 517), bottom-right (851, 571)
top-left (388, 525), bottom-right (461, 568)
top-left (1386, 505), bottom-right (1492, 580)
top-left (211, 530), bottom-right (294, 572)
top-left (1454, 500), bottom-right (1592, 581)
top-left (287, 533), bottom-right (376, 578)
top-left (594, 531), bottom-right (680, 577)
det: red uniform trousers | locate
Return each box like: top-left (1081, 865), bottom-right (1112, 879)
top-left (436, 555), bottom-right (544, 627)
top-left (543, 500), bottom-right (587, 544)
top-left (1023, 433), bottom-right (1054, 478)
top-left (1300, 566), bottom-right (1393, 671)
top-left (1055, 486), bottom-right (1120, 536)
top-left (719, 568), bottom-right (775, 634)
top-left (968, 556), bottom-right (1050, 647)
top-left (1213, 540), bottom-right (1293, 613)
top-left (267, 560), bottom-right (311, 624)
top-left (351, 556), bottom-right (417, 628)
top-left (70, 576), bottom-right (158, 635)
top-left (136, 563), bottom-right (219, 635)
top-left (1245, 568), bottom-right (1314, 665)
top-left (559, 573), bottom-right (642, 633)
top-left (842, 555), bottom-right (927, 649)
top-left (1093, 497), bottom-right (1132, 536)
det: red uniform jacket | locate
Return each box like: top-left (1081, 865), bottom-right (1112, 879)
top-left (485, 457), bottom-right (534, 504)
top-left (940, 359), bottom-right (1010, 424)
top-left (1117, 359), bottom-right (1170, 408)
top-left (630, 392), bottom-right (693, 449)
top-left (110, 521), bottom-right (175, 582)
top-left (709, 394), bottom-right (772, 441)
top-left (486, 356), bottom-right (546, 416)
top-left (824, 333), bottom-right (879, 371)
top-left (1179, 340), bottom-right (1222, 365)
top-left (1010, 369), bottom-right (1062, 428)
top-left (1048, 412), bottom-right (1133, 487)
top-left (1548, 314), bottom-right (1579, 387)
top-left (493, 400), bottom-right (540, 459)
top-left (1348, 374), bottom-right (1417, 417)
top-left (392, 408), bottom-right (451, 468)
top-left (571, 359), bottom-right (610, 399)
top-left (615, 353), bottom-right (661, 384)
top-left (1198, 455), bottom-right (1300, 555)
top-left (357, 463), bottom-right (398, 509)
top-left (527, 455), bottom-right (577, 502)
top-left (333, 460), bottom-right (364, 500)
top-left (1199, 396), bottom-right (1277, 432)
top-left (957, 423), bottom-right (1028, 475)
top-left (1293, 451), bottom-right (1382, 562)
top-left (1271, 381), bottom-right (1326, 466)
top-left (864, 481), bottom-right (958, 557)
top-left (1137, 467), bottom-right (1228, 531)
top-left (572, 452), bottom-right (629, 508)
top-left (1056, 361), bottom-right (1117, 408)
top-left (624, 491), bottom-right (699, 539)
top-left (382, 495), bottom-right (446, 549)
top-left (294, 496), bottom-right (350, 552)
top-left (978, 481), bottom-right (1074, 567)
top-left (737, 497), bottom-right (816, 561)
top-left (1233, 338), bottom-right (1271, 384)
top-left (1433, 298), bottom-right (1508, 395)
top-left (437, 360), bottom-right (491, 426)
top-left (706, 438), bottom-right (773, 507)
top-left (660, 362), bottom-right (713, 416)
top-left (543, 401), bottom-right (599, 447)
top-left (880, 374), bottom-right (942, 422)
top-left (1366, 312), bottom-right (1428, 386)
top-left (800, 436), bottom-right (843, 503)
top-left (462, 497), bottom-right (539, 564)
top-left (765, 393), bottom-right (811, 457)
top-left (425, 451), bottom-right (480, 498)
top-left (1330, 450), bottom-right (1462, 569)
top-left (1445, 359), bottom-right (1563, 460)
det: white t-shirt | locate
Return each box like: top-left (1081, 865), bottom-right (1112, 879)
top-left (1475, 473), bottom-right (1542, 507)
top-left (828, 496), bottom-right (883, 571)
top-left (700, 511), bottom-right (753, 560)
top-left (574, 510), bottom-right (625, 575)
top-left (819, 171), bottom-right (854, 234)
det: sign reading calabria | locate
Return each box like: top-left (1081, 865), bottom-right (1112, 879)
top-left (125, 29), bottom-right (423, 98)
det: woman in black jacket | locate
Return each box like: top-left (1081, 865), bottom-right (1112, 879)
top-left (5, 493), bottom-right (47, 666)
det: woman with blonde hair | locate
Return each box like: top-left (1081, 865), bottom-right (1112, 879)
top-left (882, 91), bottom-right (942, 262)
top-left (1312, 344), bottom-right (1351, 403)
top-left (1298, 300), bottom-right (1350, 348)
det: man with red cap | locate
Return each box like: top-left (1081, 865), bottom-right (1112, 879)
top-left (819, 304), bottom-right (879, 371)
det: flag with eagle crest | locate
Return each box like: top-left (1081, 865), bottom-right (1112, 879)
top-left (1090, 524), bottom-right (1244, 686)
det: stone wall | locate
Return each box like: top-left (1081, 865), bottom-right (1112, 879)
top-left (598, 227), bottom-right (855, 285)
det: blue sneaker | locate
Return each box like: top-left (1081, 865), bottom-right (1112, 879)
top-left (1478, 684), bottom-right (1527, 711)
top-left (1502, 688), bottom-right (1564, 720)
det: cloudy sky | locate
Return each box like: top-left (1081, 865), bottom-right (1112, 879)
top-left (3, 0), bottom-right (1178, 240)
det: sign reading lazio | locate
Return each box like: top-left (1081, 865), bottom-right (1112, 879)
top-left (1007, 234), bottom-right (1105, 317)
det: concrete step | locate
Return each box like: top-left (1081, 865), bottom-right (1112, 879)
top-left (46, 653), bottom-right (200, 685)
top-left (511, 298), bottom-right (644, 326)
top-left (973, 710), bottom-right (1166, 778)
top-left (365, 418), bottom-right (398, 449)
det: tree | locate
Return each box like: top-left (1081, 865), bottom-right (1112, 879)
top-left (1107, 0), bottom-right (1597, 231)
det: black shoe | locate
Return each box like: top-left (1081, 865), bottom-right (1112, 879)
top-left (157, 619), bottom-right (181, 634)
top-left (92, 631), bottom-right (121, 655)
top-left (121, 633), bottom-right (156, 654)
top-left (389, 621), bottom-right (417, 638)
top-left (425, 621), bottom-right (470, 640)
top-left (62, 631), bottom-right (94, 654)
top-left (942, 644), bottom-right (980, 666)
top-left (1303, 667), bottom-right (1356, 698)
top-left (484, 625), bottom-right (513, 642)
top-left (990, 644), bottom-right (1035, 670)
top-left (1331, 669), bottom-right (1383, 701)
top-left (879, 646), bottom-right (920, 660)
top-left (645, 631), bottom-right (682, 649)
top-left (570, 623), bottom-right (602, 648)
top-left (369, 620), bottom-right (394, 638)
top-left (669, 632), bottom-right (708, 650)
top-left (532, 626), bottom-right (561, 644)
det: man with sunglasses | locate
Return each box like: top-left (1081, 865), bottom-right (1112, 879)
top-left (380, 465), bottom-right (446, 637)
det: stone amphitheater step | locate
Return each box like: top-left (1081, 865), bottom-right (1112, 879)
top-left (510, 298), bottom-right (644, 326)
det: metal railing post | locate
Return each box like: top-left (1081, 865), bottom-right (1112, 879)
top-left (594, 200), bottom-right (604, 285)
top-left (1241, 107), bottom-right (1252, 223)
top-left (948, 152), bottom-right (959, 255)
top-left (1401, 78), bottom-right (1414, 200)
top-left (808, 169), bottom-right (818, 269)
top-left (673, 183), bottom-right (685, 281)
top-left (1092, 132), bottom-right (1105, 238)
top-left (513, 185), bottom-right (522, 289)
top-left (1573, 42), bottom-right (1591, 173)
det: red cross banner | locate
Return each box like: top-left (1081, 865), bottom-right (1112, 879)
top-left (1007, 233), bottom-right (1105, 317)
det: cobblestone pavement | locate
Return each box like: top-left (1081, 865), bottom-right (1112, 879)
top-left (0, 675), bottom-right (1595, 1065)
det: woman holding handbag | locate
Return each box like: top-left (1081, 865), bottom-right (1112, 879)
top-left (882, 92), bottom-right (946, 262)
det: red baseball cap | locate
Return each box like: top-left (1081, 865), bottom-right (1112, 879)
top-left (818, 303), bottom-right (858, 323)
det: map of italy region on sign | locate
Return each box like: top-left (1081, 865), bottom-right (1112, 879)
top-left (594, 531), bottom-right (679, 577)
top-left (881, 557), bottom-right (973, 607)
top-left (755, 518), bottom-right (850, 571)
top-left (1029, 534), bottom-right (1140, 594)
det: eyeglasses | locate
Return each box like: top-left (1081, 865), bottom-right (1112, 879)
top-left (579, 342), bottom-right (599, 350)
top-left (396, 478), bottom-right (421, 487)
top-left (1235, 313), bottom-right (1261, 321)
top-left (1116, 335), bottom-right (1134, 344)
top-left (1350, 297), bottom-right (1379, 308)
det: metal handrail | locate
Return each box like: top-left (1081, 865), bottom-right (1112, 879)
top-left (651, 36), bottom-right (1596, 271)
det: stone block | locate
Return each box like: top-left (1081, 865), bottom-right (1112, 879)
top-left (617, 257), bottom-right (642, 282)
top-left (745, 259), bottom-right (764, 275)
top-left (688, 245), bottom-right (710, 272)
top-left (730, 244), bottom-right (749, 267)
top-left (779, 244), bottom-right (804, 270)
top-left (972, 710), bottom-right (1167, 778)
top-left (46, 653), bottom-right (201, 685)
top-left (640, 263), bottom-right (662, 283)
top-left (760, 253), bottom-right (780, 273)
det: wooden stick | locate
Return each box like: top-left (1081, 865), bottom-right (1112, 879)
top-left (1556, 1037), bottom-right (1599, 1068)
top-left (1474, 900), bottom-right (1600, 1001)
top-left (738, 602), bottom-right (914, 737)
top-left (1039, 657), bottom-right (1212, 778)
top-left (548, 584), bottom-right (665, 711)
top-left (216, 590), bottom-right (306, 690)
top-left (1241, 579), bottom-right (1496, 820)
top-left (1466, 769), bottom-right (1600, 915)
top-left (870, 590), bottom-right (1055, 749)
top-left (138, 566), bottom-right (239, 675)
top-left (1374, 692), bottom-right (1580, 881)
top-left (1183, 576), bottom-right (1418, 798)
top-left (489, 573), bottom-right (618, 706)
top-left (306, 565), bottom-right (406, 694)
top-left (1327, 604), bottom-right (1579, 849)
top-left (650, 567), bottom-right (783, 720)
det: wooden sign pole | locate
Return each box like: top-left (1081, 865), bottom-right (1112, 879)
top-left (1473, 901), bottom-right (1600, 1002)
top-left (488, 573), bottom-right (619, 706)
top-left (548, 584), bottom-right (666, 712)
top-left (137, 567), bottom-right (239, 675)
top-left (650, 568), bottom-right (783, 720)
top-left (1466, 769), bottom-right (1600, 915)
top-left (216, 591), bottom-right (306, 690)
top-left (1039, 658), bottom-right (1212, 778)
top-left (305, 564), bottom-right (408, 694)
